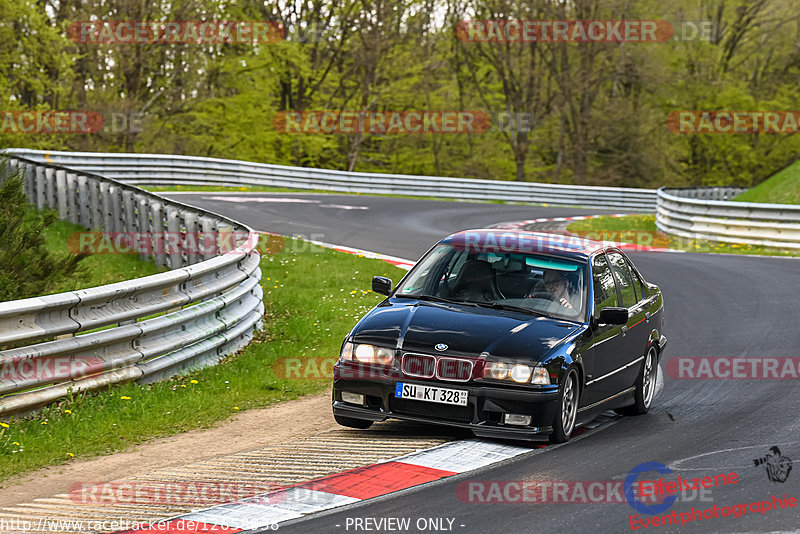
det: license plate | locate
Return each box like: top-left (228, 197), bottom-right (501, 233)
top-left (394, 382), bottom-right (468, 406)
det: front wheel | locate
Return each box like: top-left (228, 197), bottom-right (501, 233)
top-left (334, 413), bottom-right (373, 429)
top-left (617, 346), bottom-right (658, 416)
top-left (550, 368), bottom-right (580, 443)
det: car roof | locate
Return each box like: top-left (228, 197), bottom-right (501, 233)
top-left (440, 229), bottom-right (608, 260)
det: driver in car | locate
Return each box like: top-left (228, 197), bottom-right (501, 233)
top-left (542, 269), bottom-right (580, 311)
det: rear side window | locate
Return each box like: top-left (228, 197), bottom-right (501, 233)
top-left (591, 254), bottom-right (617, 314)
top-left (626, 258), bottom-right (647, 299)
top-left (607, 251), bottom-right (638, 308)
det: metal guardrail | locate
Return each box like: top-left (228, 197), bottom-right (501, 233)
top-left (656, 187), bottom-right (800, 249)
top-left (4, 149), bottom-right (659, 211)
top-left (0, 155), bottom-right (263, 416)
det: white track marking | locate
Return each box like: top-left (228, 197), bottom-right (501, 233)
top-left (318, 203), bottom-right (369, 210)
top-left (204, 196), bottom-right (320, 203)
top-left (667, 441), bottom-right (800, 471)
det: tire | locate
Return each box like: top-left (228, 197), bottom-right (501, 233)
top-left (617, 346), bottom-right (658, 416)
top-left (550, 368), bottom-right (580, 443)
top-left (334, 414), bottom-right (373, 429)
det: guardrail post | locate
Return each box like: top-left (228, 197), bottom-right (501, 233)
top-left (166, 205), bottom-right (183, 269)
top-left (109, 185), bottom-right (122, 233)
top-left (55, 169), bottom-right (68, 219)
top-left (0, 157), bottom-right (11, 185)
top-left (77, 175), bottom-right (90, 228)
top-left (150, 201), bottom-right (167, 267)
top-left (199, 215), bottom-right (217, 260)
top-left (99, 182), bottom-right (113, 231)
top-left (44, 167), bottom-right (56, 210)
top-left (87, 177), bottom-right (102, 229)
top-left (218, 223), bottom-right (234, 254)
top-left (183, 211), bottom-right (199, 265)
top-left (122, 189), bottom-right (135, 232)
top-left (6, 158), bottom-right (19, 185)
top-left (65, 172), bottom-right (79, 224)
top-left (23, 163), bottom-right (35, 203)
top-left (35, 166), bottom-right (46, 210)
top-left (136, 193), bottom-right (151, 263)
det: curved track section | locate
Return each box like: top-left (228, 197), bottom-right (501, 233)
top-left (165, 192), bottom-right (800, 534)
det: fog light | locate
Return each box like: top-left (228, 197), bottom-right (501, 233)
top-left (341, 391), bottom-right (365, 405)
top-left (504, 413), bottom-right (532, 426)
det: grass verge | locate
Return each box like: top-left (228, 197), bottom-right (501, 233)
top-left (0, 238), bottom-right (406, 481)
top-left (734, 161), bottom-right (800, 205)
top-left (566, 214), bottom-right (800, 257)
top-left (42, 217), bottom-right (166, 294)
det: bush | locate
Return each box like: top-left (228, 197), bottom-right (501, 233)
top-left (0, 165), bottom-right (80, 301)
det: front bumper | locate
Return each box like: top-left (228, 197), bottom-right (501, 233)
top-left (332, 364), bottom-right (559, 440)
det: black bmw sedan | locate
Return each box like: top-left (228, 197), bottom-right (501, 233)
top-left (332, 229), bottom-right (666, 443)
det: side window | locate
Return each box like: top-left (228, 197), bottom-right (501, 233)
top-left (626, 258), bottom-right (647, 300)
top-left (591, 254), bottom-right (618, 314)
top-left (607, 252), bottom-right (638, 308)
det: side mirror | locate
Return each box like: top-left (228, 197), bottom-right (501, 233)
top-left (372, 276), bottom-right (393, 296)
top-left (598, 307), bottom-right (628, 325)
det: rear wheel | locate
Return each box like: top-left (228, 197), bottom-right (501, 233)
top-left (550, 368), bottom-right (579, 443)
top-left (617, 346), bottom-right (658, 416)
top-left (334, 414), bottom-right (373, 429)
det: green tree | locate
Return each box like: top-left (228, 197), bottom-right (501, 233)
top-left (0, 167), bottom-right (80, 301)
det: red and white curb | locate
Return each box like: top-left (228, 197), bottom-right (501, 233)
top-left (492, 214), bottom-right (685, 254)
top-left (107, 440), bottom-right (532, 533)
top-left (306, 239), bottom-right (416, 270)
top-left (492, 213), bottom-right (630, 230)
top-left (180, 440), bottom-right (534, 531)
top-left (109, 413), bottom-right (622, 534)
top-left (258, 231), bottom-right (416, 271)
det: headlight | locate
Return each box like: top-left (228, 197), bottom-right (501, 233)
top-left (484, 362), bottom-right (550, 385)
top-left (510, 364), bottom-right (532, 383)
top-left (339, 341), bottom-right (354, 361)
top-left (484, 362), bottom-right (511, 380)
top-left (530, 367), bottom-right (550, 385)
top-left (342, 343), bottom-right (394, 365)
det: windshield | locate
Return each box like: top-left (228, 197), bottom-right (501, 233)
top-left (394, 244), bottom-right (586, 320)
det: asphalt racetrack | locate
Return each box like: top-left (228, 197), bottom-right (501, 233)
top-left (166, 192), bottom-right (800, 533)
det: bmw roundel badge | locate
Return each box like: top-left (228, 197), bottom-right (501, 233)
top-left (434, 343), bottom-right (448, 351)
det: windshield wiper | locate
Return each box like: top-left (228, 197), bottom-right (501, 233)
top-left (416, 294), bottom-right (479, 306)
top-left (464, 300), bottom-right (546, 316)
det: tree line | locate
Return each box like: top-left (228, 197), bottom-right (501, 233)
top-left (1, 0), bottom-right (799, 189)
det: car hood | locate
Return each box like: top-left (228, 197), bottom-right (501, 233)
top-left (351, 299), bottom-right (582, 363)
